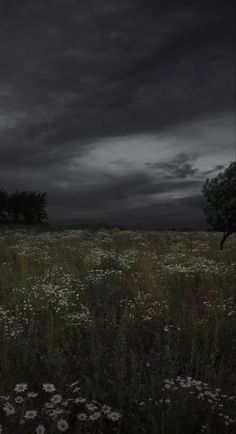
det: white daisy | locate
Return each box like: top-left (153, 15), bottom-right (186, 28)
top-left (72, 386), bottom-right (81, 393)
top-left (102, 405), bottom-right (112, 414)
top-left (15, 396), bottom-right (24, 403)
top-left (74, 397), bottom-right (86, 404)
top-left (24, 410), bottom-right (37, 419)
top-left (36, 425), bottom-right (46, 434)
top-left (77, 413), bottom-right (88, 421)
top-left (14, 383), bottom-right (28, 393)
top-left (89, 412), bottom-right (101, 421)
top-left (42, 383), bottom-right (56, 393)
top-left (86, 403), bottom-right (97, 412)
top-left (28, 392), bottom-right (39, 398)
top-left (57, 419), bottom-right (69, 432)
top-left (51, 394), bottom-right (63, 405)
top-left (106, 411), bottom-right (121, 422)
top-left (3, 403), bottom-right (16, 415)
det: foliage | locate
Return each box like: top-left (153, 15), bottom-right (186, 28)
top-left (0, 190), bottom-right (9, 224)
top-left (202, 162), bottom-right (236, 249)
top-left (0, 190), bottom-right (48, 225)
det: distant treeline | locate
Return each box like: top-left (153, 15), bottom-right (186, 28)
top-left (0, 190), bottom-right (48, 224)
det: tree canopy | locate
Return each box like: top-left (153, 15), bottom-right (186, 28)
top-left (202, 162), bottom-right (236, 249)
top-left (0, 190), bottom-right (48, 225)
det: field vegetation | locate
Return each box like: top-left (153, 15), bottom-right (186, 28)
top-left (0, 227), bottom-right (235, 433)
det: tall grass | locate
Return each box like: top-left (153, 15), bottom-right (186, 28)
top-left (0, 227), bottom-right (235, 433)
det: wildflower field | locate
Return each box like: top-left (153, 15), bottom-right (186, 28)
top-left (0, 227), bottom-right (235, 434)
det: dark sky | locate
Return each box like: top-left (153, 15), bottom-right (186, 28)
top-left (0, 0), bottom-right (235, 228)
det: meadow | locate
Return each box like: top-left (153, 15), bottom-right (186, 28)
top-left (0, 227), bottom-right (235, 433)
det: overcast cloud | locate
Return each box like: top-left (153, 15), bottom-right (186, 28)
top-left (0, 0), bottom-right (235, 228)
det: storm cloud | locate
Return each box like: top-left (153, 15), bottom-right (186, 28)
top-left (0, 0), bottom-right (235, 227)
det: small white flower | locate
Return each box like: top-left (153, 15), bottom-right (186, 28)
top-left (42, 383), bottom-right (56, 393)
top-left (51, 394), bottom-right (63, 404)
top-left (72, 386), bottom-right (81, 393)
top-left (57, 419), bottom-right (69, 431)
top-left (15, 395), bottom-right (24, 403)
top-left (106, 411), bottom-right (121, 422)
top-left (14, 383), bottom-right (28, 393)
top-left (86, 403), bottom-right (97, 412)
top-left (28, 392), bottom-right (39, 398)
top-left (44, 402), bottom-right (54, 409)
top-left (102, 405), bottom-right (112, 414)
top-left (0, 395), bottom-right (10, 401)
top-left (36, 425), bottom-right (46, 434)
top-left (50, 408), bottom-right (64, 418)
top-left (24, 409), bottom-right (37, 419)
top-left (89, 411), bottom-right (101, 421)
top-left (3, 403), bottom-right (16, 415)
top-left (74, 397), bottom-right (86, 404)
top-left (77, 413), bottom-right (88, 421)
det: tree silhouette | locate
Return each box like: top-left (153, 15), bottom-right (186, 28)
top-left (0, 190), bottom-right (48, 225)
top-left (202, 162), bottom-right (236, 249)
top-left (0, 190), bottom-right (9, 224)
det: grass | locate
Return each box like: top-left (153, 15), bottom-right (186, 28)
top-left (0, 227), bottom-right (235, 433)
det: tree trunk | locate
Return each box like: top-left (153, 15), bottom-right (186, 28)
top-left (220, 232), bottom-right (231, 250)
